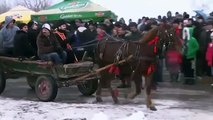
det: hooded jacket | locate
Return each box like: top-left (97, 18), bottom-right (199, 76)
top-left (0, 16), bottom-right (19, 49)
top-left (182, 27), bottom-right (199, 59)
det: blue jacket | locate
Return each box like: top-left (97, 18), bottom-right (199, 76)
top-left (0, 16), bottom-right (19, 49)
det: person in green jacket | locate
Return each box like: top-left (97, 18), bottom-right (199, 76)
top-left (182, 22), bottom-right (199, 85)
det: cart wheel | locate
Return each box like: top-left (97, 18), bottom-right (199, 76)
top-left (0, 71), bottom-right (6, 94)
top-left (26, 76), bottom-right (37, 90)
top-left (35, 76), bottom-right (58, 102)
top-left (77, 78), bottom-right (98, 96)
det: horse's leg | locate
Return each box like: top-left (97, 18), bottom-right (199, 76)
top-left (127, 74), bottom-right (142, 99)
top-left (96, 64), bottom-right (109, 102)
top-left (108, 84), bottom-right (119, 104)
top-left (144, 73), bottom-right (157, 111)
top-left (96, 78), bottom-right (103, 102)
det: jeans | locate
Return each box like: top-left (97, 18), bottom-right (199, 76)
top-left (39, 51), bottom-right (67, 64)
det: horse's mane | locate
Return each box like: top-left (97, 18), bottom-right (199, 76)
top-left (139, 27), bottom-right (158, 44)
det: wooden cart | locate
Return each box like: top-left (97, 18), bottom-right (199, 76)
top-left (0, 56), bottom-right (98, 102)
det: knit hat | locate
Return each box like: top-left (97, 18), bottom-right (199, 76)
top-left (42, 23), bottom-right (51, 31)
top-left (27, 20), bottom-right (38, 28)
top-left (18, 23), bottom-right (27, 29)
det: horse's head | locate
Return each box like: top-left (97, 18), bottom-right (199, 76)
top-left (139, 23), bottom-right (181, 54)
top-left (157, 23), bottom-right (180, 52)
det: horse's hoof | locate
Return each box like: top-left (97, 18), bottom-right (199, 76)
top-left (114, 100), bottom-right (119, 104)
top-left (127, 93), bottom-right (136, 99)
top-left (150, 106), bottom-right (157, 111)
top-left (96, 97), bottom-right (103, 103)
top-left (124, 94), bottom-right (128, 99)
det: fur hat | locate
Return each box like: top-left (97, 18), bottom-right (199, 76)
top-left (18, 23), bottom-right (27, 29)
top-left (206, 16), bottom-right (213, 25)
top-left (172, 19), bottom-right (180, 24)
top-left (57, 20), bottom-right (66, 27)
top-left (114, 22), bottom-right (121, 27)
top-left (128, 22), bottom-right (137, 27)
top-left (88, 21), bottom-right (95, 26)
top-left (42, 23), bottom-right (51, 31)
top-left (97, 23), bottom-right (106, 30)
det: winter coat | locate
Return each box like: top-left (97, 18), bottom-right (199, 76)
top-left (0, 16), bottom-right (19, 49)
top-left (13, 30), bottom-right (35, 57)
top-left (182, 27), bottom-right (199, 59)
top-left (28, 28), bottom-right (39, 53)
top-left (83, 29), bottom-right (97, 43)
top-left (166, 50), bottom-right (182, 64)
top-left (199, 30), bottom-right (213, 55)
top-left (206, 42), bottom-right (213, 66)
top-left (37, 32), bottom-right (61, 56)
top-left (166, 50), bottom-right (182, 73)
top-left (54, 30), bottom-right (70, 50)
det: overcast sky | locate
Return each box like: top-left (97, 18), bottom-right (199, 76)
top-left (53, 0), bottom-right (213, 22)
top-left (9, 0), bottom-right (213, 22)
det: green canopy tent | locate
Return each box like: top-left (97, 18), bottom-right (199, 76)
top-left (31, 0), bottom-right (117, 22)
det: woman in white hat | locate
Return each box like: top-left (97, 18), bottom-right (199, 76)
top-left (36, 23), bottom-right (67, 64)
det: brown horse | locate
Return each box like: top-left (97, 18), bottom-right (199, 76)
top-left (95, 23), bottom-right (181, 111)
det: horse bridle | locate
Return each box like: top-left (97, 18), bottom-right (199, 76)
top-left (157, 26), bottom-right (176, 52)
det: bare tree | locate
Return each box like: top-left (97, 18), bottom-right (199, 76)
top-left (0, 0), bottom-right (11, 14)
top-left (18, 0), bottom-right (52, 12)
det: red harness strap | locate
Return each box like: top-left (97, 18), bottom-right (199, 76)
top-left (148, 36), bottom-right (159, 54)
top-left (108, 65), bottom-right (120, 75)
top-left (147, 64), bottom-right (155, 76)
top-left (146, 36), bottom-right (159, 75)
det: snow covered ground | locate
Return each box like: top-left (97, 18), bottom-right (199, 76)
top-left (0, 96), bottom-right (212, 120)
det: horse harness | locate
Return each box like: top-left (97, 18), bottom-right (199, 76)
top-left (99, 25), bottom-right (177, 76)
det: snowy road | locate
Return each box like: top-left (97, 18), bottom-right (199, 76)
top-left (0, 96), bottom-right (212, 120)
top-left (0, 77), bottom-right (213, 120)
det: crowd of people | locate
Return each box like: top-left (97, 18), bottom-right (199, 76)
top-left (0, 10), bottom-right (213, 87)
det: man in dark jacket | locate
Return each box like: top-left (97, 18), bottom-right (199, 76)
top-left (27, 20), bottom-right (39, 56)
top-left (198, 20), bottom-right (213, 76)
top-left (82, 22), bottom-right (97, 61)
top-left (54, 20), bottom-right (76, 63)
top-left (83, 22), bottom-right (97, 43)
top-left (193, 18), bottom-right (206, 76)
top-left (127, 22), bottom-right (142, 41)
top-left (13, 23), bottom-right (35, 58)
